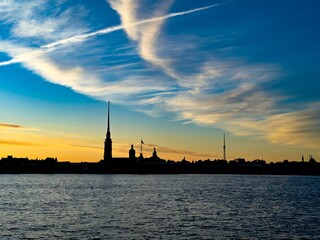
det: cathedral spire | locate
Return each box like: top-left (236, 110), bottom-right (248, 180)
top-left (107, 101), bottom-right (110, 139)
top-left (104, 101), bottom-right (112, 161)
top-left (107, 101), bottom-right (110, 133)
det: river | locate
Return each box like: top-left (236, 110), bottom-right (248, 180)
top-left (1, 174), bottom-right (319, 239)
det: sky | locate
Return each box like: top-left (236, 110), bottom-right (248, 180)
top-left (0, 0), bottom-right (319, 163)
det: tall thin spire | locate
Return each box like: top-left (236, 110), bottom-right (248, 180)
top-left (107, 101), bottom-right (110, 133)
top-left (107, 101), bottom-right (110, 139)
top-left (104, 101), bottom-right (112, 161)
top-left (223, 133), bottom-right (226, 161)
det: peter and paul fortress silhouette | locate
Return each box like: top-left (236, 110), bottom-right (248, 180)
top-left (0, 101), bottom-right (319, 174)
top-left (102, 102), bottom-right (168, 172)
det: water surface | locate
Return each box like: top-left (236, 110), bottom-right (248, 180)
top-left (0, 174), bottom-right (319, 239)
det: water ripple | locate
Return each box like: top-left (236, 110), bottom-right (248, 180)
top-left (0, 174), bottom-right (320, 239)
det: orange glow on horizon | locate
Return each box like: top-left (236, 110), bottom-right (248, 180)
top-left (0, 124), bottom-right (317, 163)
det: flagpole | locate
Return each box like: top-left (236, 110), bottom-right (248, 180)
top-left (140, 139), bottom-right (142, 156)
top-left (223, 133), bottom-right (226, 161)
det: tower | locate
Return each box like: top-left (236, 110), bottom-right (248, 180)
top-left (129, 145), bottom-right (136, 160)
top-left (104, 101), bottom-right (112, 162)
top-left (223, 133), bottom-right (226, 161)
top-left (152, 148), bottom-right (158, 158)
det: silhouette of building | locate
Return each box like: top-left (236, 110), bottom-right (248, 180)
top-left (309, 155), bottom-right (316, 163)
top-left (152, 148), bottom-right (158, 158)
top-left (103, 101), bottom-right (112, 162)
top-left (129, 145), bottom-right (136, 160)
top-left (150, 147), bottom-right (161, 161)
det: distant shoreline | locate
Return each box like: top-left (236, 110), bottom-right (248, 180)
top-left (1, 158), bottom-right (319, 175)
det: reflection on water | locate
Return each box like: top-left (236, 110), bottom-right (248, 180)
top-left (0, 174), bottom-right (319, 239)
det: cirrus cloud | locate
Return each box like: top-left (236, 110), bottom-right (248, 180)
top-left (0, 0), bottom-right (319, 153)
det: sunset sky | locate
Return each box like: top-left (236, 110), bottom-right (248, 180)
top-left (0, 0), bottom-right (319, 162)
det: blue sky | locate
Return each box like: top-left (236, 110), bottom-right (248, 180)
top-left (0, 0), bottom-right (319, 162)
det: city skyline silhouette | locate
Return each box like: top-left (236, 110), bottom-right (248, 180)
top-left (1, 101), bottom-right (318, 175)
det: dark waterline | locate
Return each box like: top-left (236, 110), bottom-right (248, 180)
top-left (1, 174), bottom-right (320, 239)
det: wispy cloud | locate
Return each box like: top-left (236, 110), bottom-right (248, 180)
top-left (0, 1), bottom-right (205, 113)
top-left (43, 2), bottom-right (220, 50)
top-left (254, 106), bottom-right (320, 149)
top-left (149, 144), bottom-right (221, 160)
top-left (106, 0), bottom-right (319, 150)
top-left (0, 2), bottom-right (217, 66)
top-left (68, 144), bottom-right (103, 150)
top-left (0, 0), bottom-right (319, 153)
top-left (0, 121), bottom-right (88, 140)
top-left (0, 122), bottom-right (40, 132)
top-left (0, 139), bottom-right (40, 147)
top-left (0, 123), bottom-right (24, 129)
